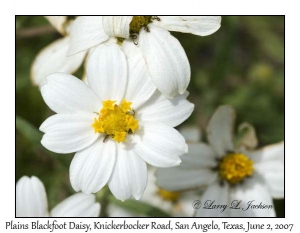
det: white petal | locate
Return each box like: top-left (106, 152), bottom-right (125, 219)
top-left (108, 147), bottom-right (147, 201)
top-left (50, 193), bottom-right (100, 217)
top-left (153, 16), bottom-right (221, 36)
top-left (138, 91), bottom-right (194, 128)
top-left (31, 37), bottom-right (86, 87)
top-left (156, 143), bottom-right (218, 191)
top-left (179, 125), bottom-right (201, 143)
top-left (121, 39), bottom-right (140, 59)
top-left (87, 43), bottom-right (127, 103)
top-left (16, 176), bottom-right (48, 217)
top-left (40, 114), bottom-right (98, 154)
top-left (156, 167), bottom-right (217, 191)
top-left (68, 16), bottom-right (109, 55)
top-left (255, 161), bottom-right (284, 199)
top-left (248, 142), bottom-right (284, 198)
top-left (229, 177), bottom-right (276, 217)
top-left (41, 73), bottom-right (101, 114)
top-left (139, 24), bottom-right (190, 98)
top-left (195, 182), bottom-right (230, 217)
top-left (180, 143), bottom-right (218, 169)
top-left (248, 141), bottom-right (284, 163)
top-left (132, 122), bottom-right (187, 167)
top-left (103, 16), bottom-right (132, 38)
top-left (81, 48), bottom-right (94, 85)
top-left (70, 139), bottom-right (116, 194)
top-left (44, 16), bottom-right (67, 35)
top-left (122, 43), bottom-right (156, 108)
top-left (207, 105), bottom-right (235, 157)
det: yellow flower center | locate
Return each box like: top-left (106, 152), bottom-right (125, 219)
top-left (129, 16), bottom-right (153, 34)
top-left (218, 153), bottom-right (254, 185)
top-left (92, 99), bottom-right (139, 143)
top-left (157, 188), bottom-right (181, 202)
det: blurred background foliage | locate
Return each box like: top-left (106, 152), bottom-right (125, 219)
top-left (16, 16), bottom-right (284, 217)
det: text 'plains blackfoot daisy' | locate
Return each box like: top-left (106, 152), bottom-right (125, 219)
top-left (39, 41), bottom-right (194, 201)
top-left (68, 16), bottom-right (221, 98)
top-left (16, 176), bottom-right (100, 217)
top-left (156, 105), bottom-right (284, 217)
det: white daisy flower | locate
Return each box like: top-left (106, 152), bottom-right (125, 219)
top-left (39, 42), bottom-right (194, 201)
top-left (31, 16), bottom-right (87, 87)
top-left (68, 16), bottom-right (221, 98)
top-left (16, 176), bottom-right (100, 217)
top-left (156, 105), bottom-right (284, 217)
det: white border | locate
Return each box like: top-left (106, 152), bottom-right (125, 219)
top-left (2, 0), bottom-right (298, 232)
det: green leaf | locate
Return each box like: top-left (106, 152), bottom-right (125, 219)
top-left (108, 195), bottom-right (171, 217)
top-left (16, 115), bottom-right (42, 144)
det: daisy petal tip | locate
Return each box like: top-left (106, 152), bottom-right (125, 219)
top-left (40, 136), bottom-right (63, 154)
top-left (94, 203), bottom-right (101, 214)
top-left (69, 180), bottom-right (80, 193)
top-left (181, 140), bottom-right (189, 154)
top-left (18, 176), bottom-right (29, 183)
top-left (111, 190), bottom-right (131, 202)
top-left (179, 87), bottom-right (189, 96)
top-left (159, 88), bottom-right (178, 99)
top-left (184, 145), bottom-right (188, 154)
top-left (119, 197), bottom-right (127, 203)
top-left (39, 123), bottom-right (46, 133)
top-left (133, 192), bottom-right (143, 201)
top-left (189, 106), bottom-right (195, 117)
top-left (70, 182), bottom-right (92, 195)
top-left (171, 158), bottom-right (182, 167)
top-left (71, 184), bottom-right (85, 194)
top-left (81, 189), bottom-right (93, 195)
top-left (40, 136), bottom-right (47, 148)
top-left (190, 103), bottom-right (195, 110)
top-left (163, 91), bottom-right (176, 100)
top-left (177, 158), bottom-right (183, 165)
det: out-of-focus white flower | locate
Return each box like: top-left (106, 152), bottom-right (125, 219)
top-left (156, 105), bottom-right (284, 217)
top-left (68, 16), bottom-right (221, 98)
top-left (31, 16), bottom-right (86, 87)
top-left (39, 42), bottom-right (194, 201)
top-left (16, 176), bottom-right (100, 217)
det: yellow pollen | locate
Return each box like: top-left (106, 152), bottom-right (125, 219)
top-left (130, 16), bottom-right (152, 34)
top-left (157, 188), bottom-right (181, 202)
top-left (218, 153), bottom-right (254, 185)
top-left (92, 99), bottom-right (139, 143)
